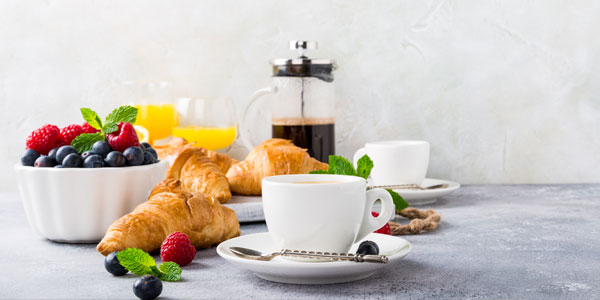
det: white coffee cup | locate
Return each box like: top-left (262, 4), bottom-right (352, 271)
top-left (262, 174), bottom-right (395, 253)
top-left (353, 140), bottom-right (430, 186)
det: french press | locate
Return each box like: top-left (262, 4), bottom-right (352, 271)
top-left (241, 41), bottom-right (337, 162)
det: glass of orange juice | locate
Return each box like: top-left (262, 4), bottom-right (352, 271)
top-left (173, 98), bottom-right (237, 150)
top-left (127, 82), bottom-right (178, 144)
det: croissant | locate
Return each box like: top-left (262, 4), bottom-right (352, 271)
top-left (154, 138), bottom-right (238, 173)
top-left (167, 148), bottom-right (232, 203)
top-left (96, 178), bottom-right (240, 256)
top-left (226, 139), bottom-right (329, 195)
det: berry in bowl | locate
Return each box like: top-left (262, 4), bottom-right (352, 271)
top-left (15, 106), bottom-right (169, 242)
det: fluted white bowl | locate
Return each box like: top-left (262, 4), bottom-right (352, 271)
top-left (15, 160), bottom-right (169, 243)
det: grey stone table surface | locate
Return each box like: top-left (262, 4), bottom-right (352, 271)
top-left (1, 184), bottom-right (599, 300)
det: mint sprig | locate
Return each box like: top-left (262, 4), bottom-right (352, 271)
top-left (71, 105), bottom-right (139, 153)
top-left (117, 248), bottom-right (182, 282)
top-left (310, 154), bottom-right (410, 212)
top-left (71, 133), bottom-right (105, 153)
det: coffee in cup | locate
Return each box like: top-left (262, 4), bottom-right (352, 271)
top-left (262, 174), bottom-right (394, 253)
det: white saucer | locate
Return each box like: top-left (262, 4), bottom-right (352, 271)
top-left (392, 178), bottom-right (460, 206)
top-left (217, 232), bottom-right (412, 284)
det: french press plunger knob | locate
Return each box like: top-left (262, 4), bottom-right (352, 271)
top-left (289, 41), bottom-right (317, 57)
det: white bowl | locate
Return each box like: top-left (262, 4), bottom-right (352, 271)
top-left (15, 160), bottom-right (169, 243)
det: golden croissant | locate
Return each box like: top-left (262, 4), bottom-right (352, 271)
top-left (167, 147), bottom-right (232, 203)
top-left (154, 137), bottom-right (238, 174)
top-left (226, 138), bottom-right (329, 195)
top-left (96, 178), bottom-right (240, 256)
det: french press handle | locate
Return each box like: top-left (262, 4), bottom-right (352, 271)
top-left (240, 86), bottom-right (277, 150)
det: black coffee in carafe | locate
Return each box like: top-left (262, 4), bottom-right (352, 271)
top-left (272, 118), bottom-right (335, 162)
top-left (242, 41), bottom-right (337, 163)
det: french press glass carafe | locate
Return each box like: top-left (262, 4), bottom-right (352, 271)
top-left (241, 41), bottom-right (337, 162)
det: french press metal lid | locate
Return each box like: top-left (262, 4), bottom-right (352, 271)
top-left (271, 41), bottom-right (337, 82)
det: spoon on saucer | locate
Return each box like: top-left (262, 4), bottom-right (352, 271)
top-left (367, 184), bottom-right (448, 190)
top-left (229, 247), bottom-right (388, 263)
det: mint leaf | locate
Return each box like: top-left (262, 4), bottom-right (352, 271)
top-left (356, 155), bottom-right (374, 179)
top-left (80, 108), bottom-right (103, 130)
top-left (387, 189), bottom-right (409, 212)
top-left (309, 170), bottom-right (329, 174)
top-left (116, 248), bottom-right (156, 276)
top-left (102, 122), bottom-right (118, 134)
top-left (157, 262), bottom-right (182, 282)
top-left (105, 105), bottom-right (138, 125)
top-left (71, 133), bottom-right (105, 153)
top-left (328, 155), bottom-right (357, 176)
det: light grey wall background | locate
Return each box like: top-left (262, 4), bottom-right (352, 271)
top-left (2, 0), bottom-right (600, 191)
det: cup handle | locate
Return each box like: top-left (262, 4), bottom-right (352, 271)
top-left (353, 147), bottom-right (367, 169)
top-left (240, 86), bottom-right (277, 150)
top-left (354, 188), bottom-right (395, 243)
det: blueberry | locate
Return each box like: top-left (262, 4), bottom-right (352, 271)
top-left (356, 240), bottom-right (379, 255)
top-left (92, 141), bottom-right (112, 158)
top-left (145, 148), bottom-right (158, 160)
top-left (133, 275), bottom-right (162, 300)
top-left (141, 142), bottom-right (152, 151)
top-left (83, 154), bottom-right (105, 168)
top-left (104, 251), bottom-right (128, 276)
top-left (105, 151), bottom-right (126, 167)
top-left (81, 151), bottom-right (96, 159)
top-left (55, 146), bottom-right (77, 165)
top-left (62, 153), bottom-right (83, 168)
top-left (34, 156), bottom-right (56, 168)
top-left (142, 151), bottom-right (156, 165)
top-left (21, 149), bottom-right (40, 166)
top-left (54, 165), bottom-right (63, 168)
top-left (124, 146), bottom-right (144, 166)
top-left (48, 147), bottom-right (59, 161)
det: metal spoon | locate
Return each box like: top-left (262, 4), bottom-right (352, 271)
top-left (229, 247), bottom-right (388, 263)
top-left (367, 184), bottom-right (448, 190)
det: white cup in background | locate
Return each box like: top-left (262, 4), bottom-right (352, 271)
top-left (353, 140), bottom-right (430, 186)
top-left (262, 174), bottom-right (394, 253)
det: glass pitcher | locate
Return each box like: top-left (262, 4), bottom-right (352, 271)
top-left (241, 41), bottom-right (337, 162)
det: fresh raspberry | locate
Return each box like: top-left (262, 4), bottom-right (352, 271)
top-left (81, 122), bottom-right (100, 134)
top-left (106, 122), bottom-right (140, 152)
top-left (25, 124), bottom-right (64, 155)
top-left (160, 232), bottom-right (196, 266)
top-left (60, 124), bottom-right (84, 145)
top-left (372, 212), bottom-right (391, 235)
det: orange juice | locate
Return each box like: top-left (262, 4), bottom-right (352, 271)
top-left (172, 126), bottom-right (237, 150)
top-left (134, 104), bottom-right (178, 141)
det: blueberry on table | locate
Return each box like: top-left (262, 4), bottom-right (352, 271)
top-left (124, 146), bottom-right (144, 166)
top-left (145, 148), bottom-right (158, 160)
top-left (105, 151), bottom-right (126, 167)
top-left (34, 156), bottom-right (56, 168)
top-left (133, 275), bottom-right (162, 300)
top-left (62, 153), bottom-right (83, 168)
top-left (54, 165), bottom-right (63, 168)
top-left (142, 151), bottom-right (156, 165)
top-left (55, 146), bottom-right (77, 165)
top-left (356, 240), bottom-right (379, 255)
top-left (91, 141), bottom-right (112, 158)
top-left (83, 154), bottom-right (105, 168)
top-left (21, 149), bottom-right (40, 166)
top-left (81, 151), bottom-right (96, 159)
top-left (48, 147), bottom-right (59, 161)
top-left (104, 251), bottom-right (128, 276)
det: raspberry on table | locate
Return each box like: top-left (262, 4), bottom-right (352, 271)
top-left (160, 232), bottom-right (196, 267)
top-left (81, 122), bottom-right (100, 134)
top-left (60, 124), bottom-right (84, 145)
top-left (372, 212), bottom-right (391, 235)
top-left (106, 122), bottom-right (140, 152)
top-left (26, 124), bottom-right (64, 155)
